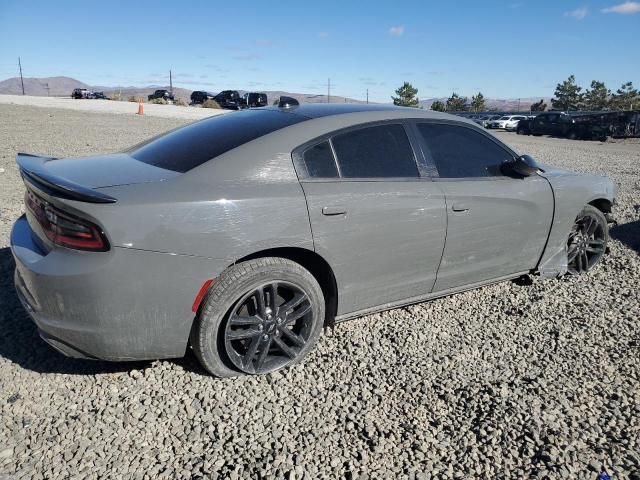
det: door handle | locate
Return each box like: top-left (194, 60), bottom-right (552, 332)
top-left (452, 203), bottom-right (470, 212)
top-left (322, 206), bottom-right (347, 216)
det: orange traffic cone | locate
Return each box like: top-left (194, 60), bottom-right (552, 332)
top-left (137, 97), bottom-right (144, 115)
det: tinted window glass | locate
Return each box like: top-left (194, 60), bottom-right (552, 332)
top-left (128, 110), bottom-right (305, 172)
top-left (331, 124), bottom-right (418, 178)
top-left (302, 142), bottom-right (338, 178)
top-left (416, 123), bottom-right (513, 178)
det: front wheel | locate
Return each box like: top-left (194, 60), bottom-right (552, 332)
top-left (567, 205), bottom-right (608, 275)
top-left (191, 257), bottom-right (325, 377)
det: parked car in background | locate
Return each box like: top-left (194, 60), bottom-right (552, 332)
top-left (473, 115), bottom-right (494, 128)
top-left (88, 91), bottom-right (108, 100)
top-left (148, 89), bottom-right (175, 102)
top-left (505, 115), bottom-right (531, 132)
top-left (71, 88), bottom-right (88, 99)
top-left (481, 114), bottom-right (502, 128)
top-left (243, 92), bottom-right (268, 108)
top-left (190, 91), bottom-right (217, 105)
top-left (11, 104), bottom-right (616, 377)
top-left (517, 117), bottom-right (533, 135)
top-left (212, 90), bottom-right (243, 110)
top-left (518, 112), bottom-right (609, 141)
top-left (488, 115), bottom-right (528, 130)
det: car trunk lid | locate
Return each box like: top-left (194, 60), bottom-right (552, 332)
top-left (17, 152), bottom-right (179, 196)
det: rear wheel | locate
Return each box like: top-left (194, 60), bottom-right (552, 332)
top-left (191, 258), bottom-right (325, 377)
top-left (567, 205), bottom-right (608, 275)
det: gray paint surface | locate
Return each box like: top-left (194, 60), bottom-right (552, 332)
top-left (433, 175), bottom-right (554, 290)
top-left (11, 105), bottom-right (616, 361)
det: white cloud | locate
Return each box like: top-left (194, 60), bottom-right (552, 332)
top-left (318, 32), bottom-right (329, 38)
top-left (565, 7), bottom-right (588, 19)
top-left (388, 25), bottom-right (404, 36)
top-left (602, 1), bottom-right (640, 13)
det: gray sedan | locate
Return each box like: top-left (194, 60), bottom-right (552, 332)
top-left (11, 104), bottom-right (616, 376)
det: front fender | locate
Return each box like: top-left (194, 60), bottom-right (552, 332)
top-left (536, 170), bottom-right (615, 277)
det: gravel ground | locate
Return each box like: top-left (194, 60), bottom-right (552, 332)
top-left (0, 104), bottom-right (639, 480)
top-left (0, 95), bottom-right (227, 120)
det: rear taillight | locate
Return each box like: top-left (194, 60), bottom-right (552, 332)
top-left (25, 190), bottom-right (109, 252)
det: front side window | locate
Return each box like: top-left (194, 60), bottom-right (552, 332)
top-left (331, 124), bottom-right (418, 178)
top-left (416, 123), bottom-right (513, 178)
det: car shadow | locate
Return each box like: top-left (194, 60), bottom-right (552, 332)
top-left (0, 247), bottom-right (152, 375)
top-left (610, 219), bottom-right (640, 256)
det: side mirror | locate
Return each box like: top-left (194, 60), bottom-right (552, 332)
top-left (501, 155), bottom-right (543, 177)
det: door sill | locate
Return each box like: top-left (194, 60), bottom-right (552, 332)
top-left (334, 271), bottom-right (530, 323)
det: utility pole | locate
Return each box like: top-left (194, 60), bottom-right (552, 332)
top-left (169, 70), bottom-right (173, 96)
top-left (327, 78), bottom-right (330, 103)
top-left (44, 83), bottom-right (50, 96)
top-left (366, 89), bottom-right (369, 104)
top-left (18, 57), bottom-right (25, 95)
top-left (517, 98), bottom-right (521, 112)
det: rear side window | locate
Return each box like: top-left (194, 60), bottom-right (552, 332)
top-left (331, 124), bottom-right (418, 178)
top-left (416, 123), bottom-right (513, 178)
top-left (302, 141), bottom-right (338, 178)
top-left (128, 110), bottom-right (305, 173)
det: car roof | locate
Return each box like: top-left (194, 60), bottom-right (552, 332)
top-left (259, 103), bottom-right (473, 124)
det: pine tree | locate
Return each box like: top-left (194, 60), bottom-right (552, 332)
top-left (610, 81), bottom-right (639, 110)
top-left (470, 92), bottom-right (486, 112)
top-left (583, 81), bottom-right (610, 111)
top-left (551, 75), bottom-right (583, 111)
top-left (430, 100), bottom-right (446, 112)
top-left (530, 99), bottom-right (547, 112)
top-left (446, 93), bottom-right (468, 112)
top-left (392, 82), bottom-right (420, 108)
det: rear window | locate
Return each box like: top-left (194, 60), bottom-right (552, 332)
top-left (128, 110), bottom-right (305, 172)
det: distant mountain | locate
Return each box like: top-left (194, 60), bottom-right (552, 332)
top-left (0, 76), bottom-right (365, 104)
top-left (419, 97), bottom-right (552, 112)
top-left (0, 76), bottom-right (89, 96)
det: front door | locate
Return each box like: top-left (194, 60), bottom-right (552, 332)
top-left (295, 123), bottom-right (447, 316)
top-left (414, 121), bottom-right (554, 291)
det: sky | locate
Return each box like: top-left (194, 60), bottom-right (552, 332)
top-left (0, 0), bottom-right (639, 102)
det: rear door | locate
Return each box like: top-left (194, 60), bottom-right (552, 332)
top-left (413, 121), bottom-right (554, 291)
top-left (295, 122), bottom-right (447, 316)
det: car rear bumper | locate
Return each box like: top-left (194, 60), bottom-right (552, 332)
top-left (11, 215), bottom-right (226, 361)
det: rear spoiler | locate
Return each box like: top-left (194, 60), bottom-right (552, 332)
top-left (17, 153), bottom-right (117, 204)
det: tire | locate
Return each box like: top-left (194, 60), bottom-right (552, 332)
top-left (191, 257), bottom-right (325, 377)
top-left (567, 205), bottom-right (609, 275)
top-left (517, 128), bottom-right (524, 135)
top-left (567, 131), bottom-right (578, 140)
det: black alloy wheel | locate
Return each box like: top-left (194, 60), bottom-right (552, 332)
top-left (567, 206), bottom-right (608, 274)
top-left (223, 281), bottom-right (314, 374)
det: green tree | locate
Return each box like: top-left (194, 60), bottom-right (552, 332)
top-left (551, 75), bottom-right (583, 111)
top-left (610, 81), bottom-right (639, 110)
top-left (446, 92), bottom-right (468, 112)
top-left (430, 100), bottom-right (446, 111)
top-left (470, 92), bottom-right (486, 112)
top-left (583, 80), bottom-right (611, 111)
top-left (530, 99), bottom-right (547, 112)
top-left (392, 82), bottom-right (420, 108)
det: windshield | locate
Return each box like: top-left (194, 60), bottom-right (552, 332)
top-left (499, 116), bottom-right (510, 120)
top-left (127, 109), bottom-right (306, 173)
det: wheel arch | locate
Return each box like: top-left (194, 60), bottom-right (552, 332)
top-left (589, 198), bottom-right (613, 214)
top-left (232, 247), bottom-right (339, 327)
